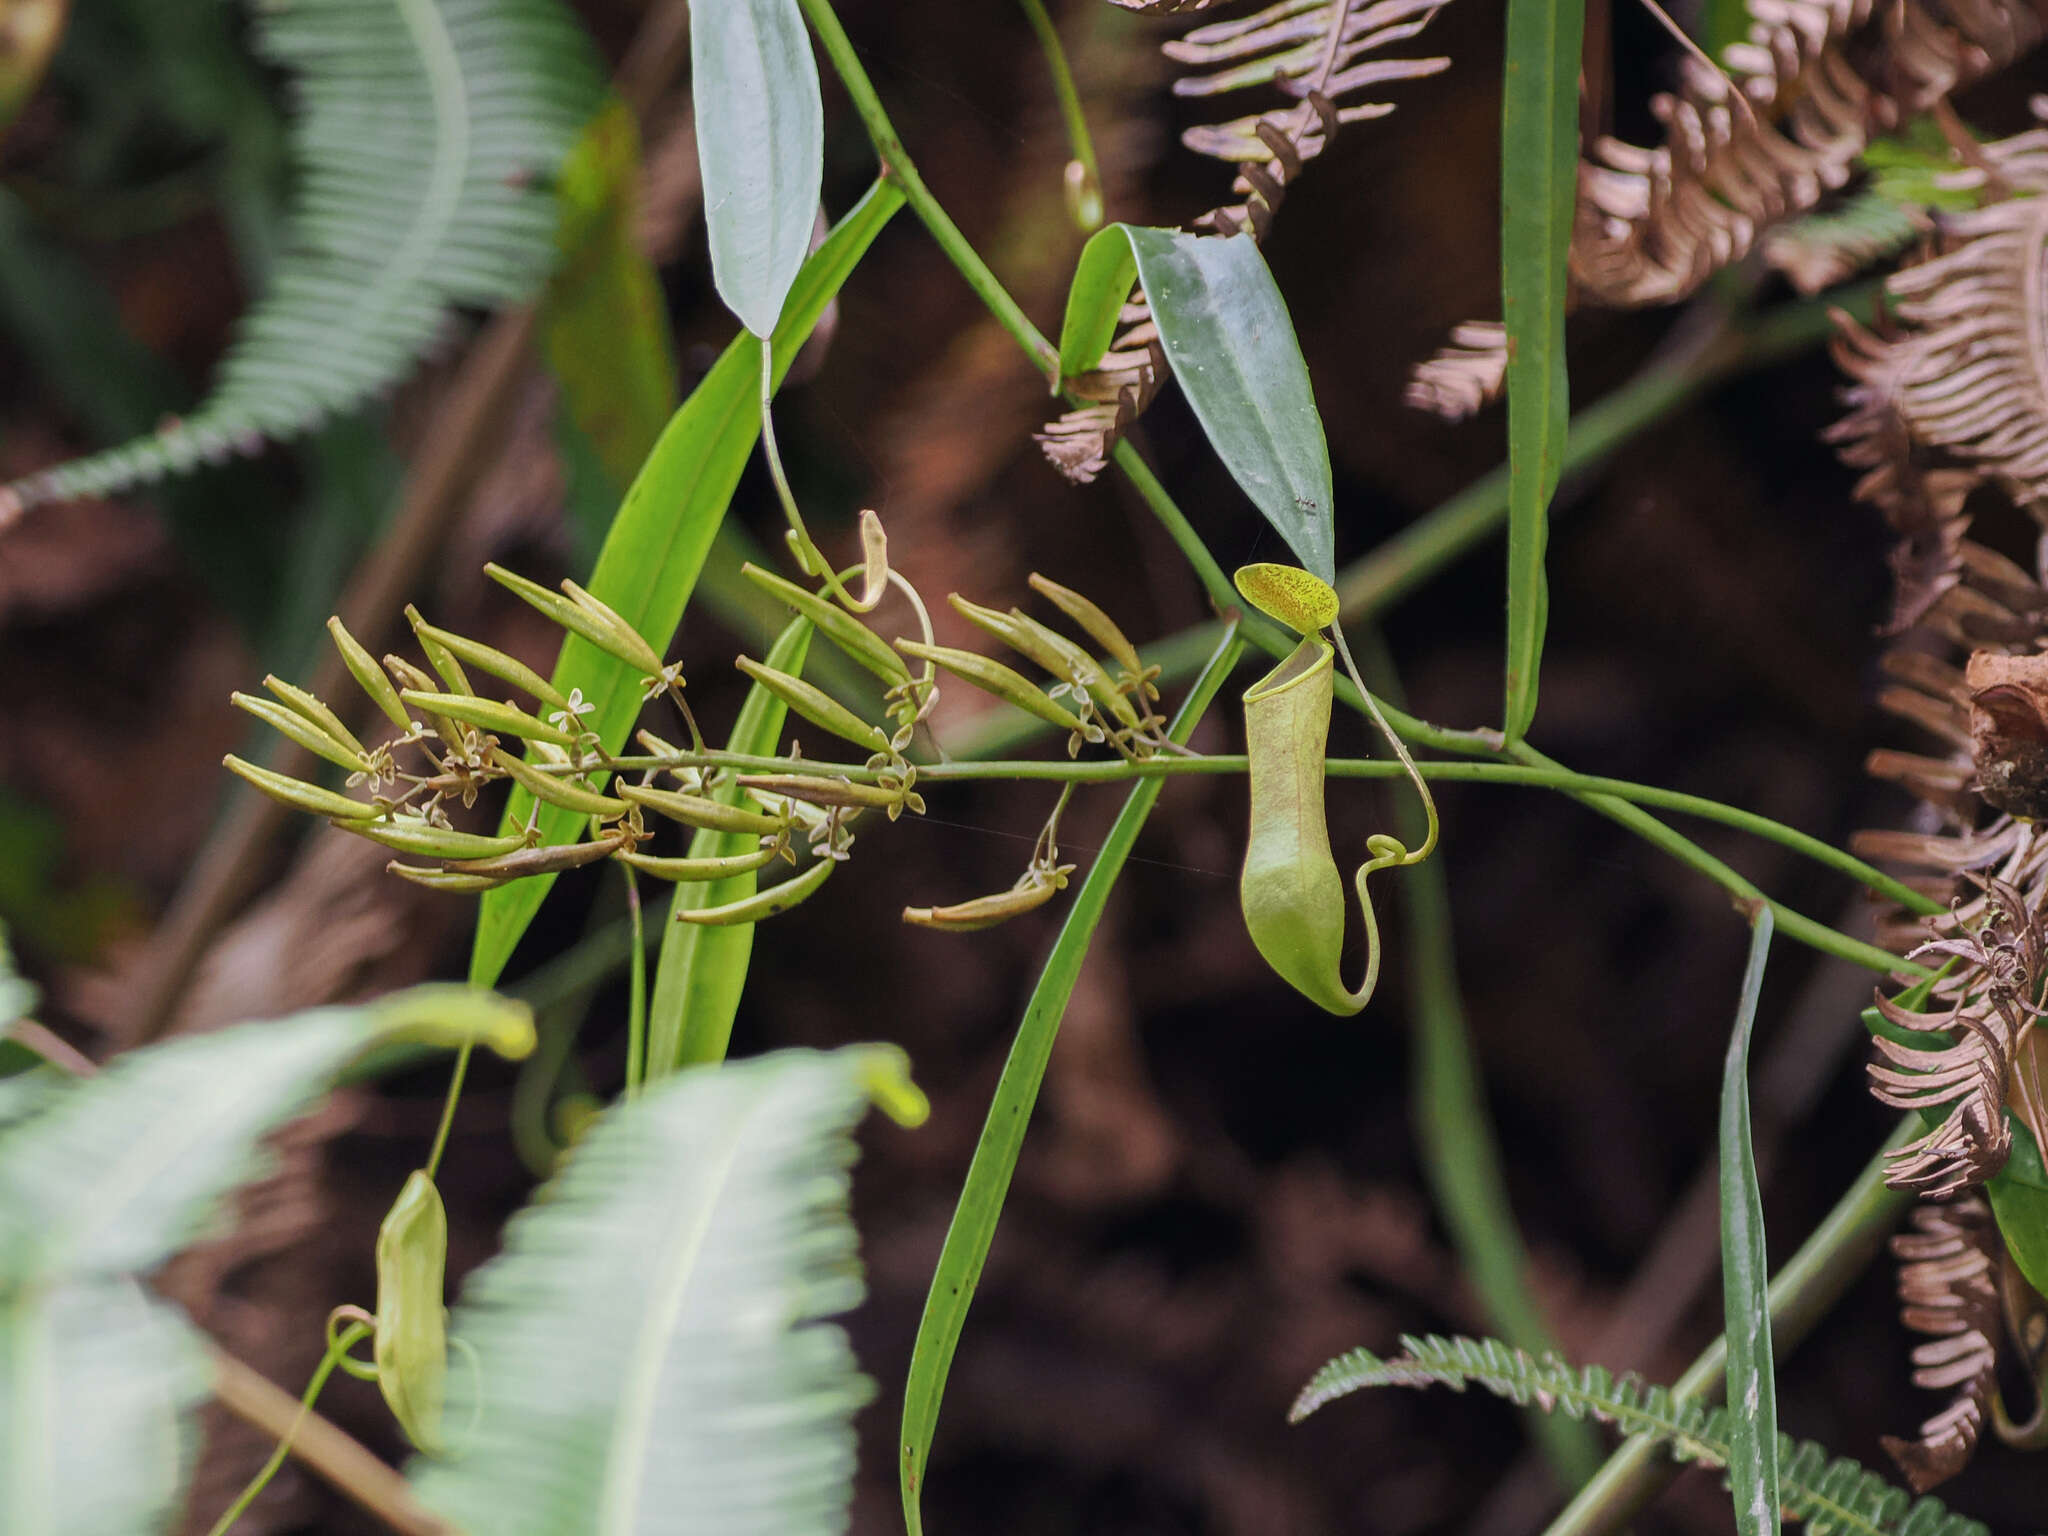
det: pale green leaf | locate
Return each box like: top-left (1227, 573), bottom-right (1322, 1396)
top-left (1720, 909), bottom-right (1779, 1536)
top-left (411, 1045), bottom-right (924, 1536)
top-left (1120, 226), bottom-right (1336, 581)
top-left (693, 0), bottom-right (826, 337)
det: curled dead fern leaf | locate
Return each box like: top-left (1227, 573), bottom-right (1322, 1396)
top-left (1291, 1333), bottom-right (1990, 1536)
top-left (1037, 0), bottom-right (1450, 480)
top-left (1882, 1195), bottom-right (2004, 1492)
top-left (1870, 875), bottom-right (2048, 1198)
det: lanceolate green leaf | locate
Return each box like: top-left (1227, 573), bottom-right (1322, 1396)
top-left (409, 1045), bottom-right (928, 1536)
top-left (4, 0), bottom-right (608, 510)
top-left (900, 626), bottom-right (1243, 1536)
top-left (1500, 0), bottom-right (1582, 743)
top-left (471, 178), bottom-right (903, 988)
top-left (1720, 908), bottom-right (1780, 1536)
top-left (1055, 225), bottom-right (1138, 379)
top-left (646, 617), bottom-right (813, 1080)
top-left (1120, 226), bottom-right (1337, 581)
top-left (693, 0), bottom-right (826, 337)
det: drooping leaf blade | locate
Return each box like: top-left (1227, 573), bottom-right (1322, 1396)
top-left (1121, 226), bottom-right (1337, 581)
top-left (4, 0), bottom-right (608, 510)
top-left (470, 178), bottom-right (903, 988)
top-left (409, 1044), bottom-right (927, 1536)
top-left (0, 986), bottom-right (533, 1286)
top-left (1055, 225), bottom-right (1139, 379)
top-left (1720, 907), bottom-right (1780, 1536)
top-left (900, 626), bottom-right (1243, 1536)
top-left (693, 0), bottom-right (826, 337)
top-left (1499, 0), bottom-right (1582, 742)
top-left (646, 616), bottom-right (813, 1080)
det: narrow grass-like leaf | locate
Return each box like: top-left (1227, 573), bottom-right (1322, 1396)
top-left (1499, 0), bottom-right (1582, 742)
top-left (470, 179), bottom-right (902, 988)
top-left (1721, 907), bottom-right (1780, 1536)
top-left (900, 626), bottom-right (1243, 1536)
top-left (1055, 225), bottom-right (1139, 379)
top-left (693, 0), bottom-right (825, 337)
top-left (408, 1045), bottom-right (927, 1536)
top-left (1121, 226), bottom-right (1337, 581)
top-left (646, 617), bottom-right (812, 1080)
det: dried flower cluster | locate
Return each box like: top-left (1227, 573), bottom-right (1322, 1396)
top-left (227, 555), bottom-right (1175, 933)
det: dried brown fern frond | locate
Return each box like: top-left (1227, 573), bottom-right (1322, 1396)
top-left (1404, 321), bottom-right (1507, 421)
top-left (1766, 183), bottom-right (1933, 295)
top-left (1407, 0), bottom-right (2041, 420)
top-left (1870, 874), bottom-right (2048, 1197)
top-left (1577, 0), bottom-right (2039, 310)
top-left (1037, 0), bottom-right (1450, 480)
top-left (1881, 1194), bottom-right (2005, 1491)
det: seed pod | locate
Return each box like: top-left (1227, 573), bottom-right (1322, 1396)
top-left (674, 855), bottom-right (835, 925)
top-left (446, 832), bottom-right (631, 879)
top-left (329, 616), bottom-right (410, 729)
top-left (225, 754), bottom-right (379, 820)
top-left (1239, 634), bottom-right (1379, 1016)
top-left (903, 865), bottom-right (1072, 931)
top-left (737, 773), bottom-right (926, 816)
top-left (894, 641), bottom-right (1086, 732)
top-left (485, 563), bottom-right (665, 677)
top-left (373, 1170), bottom-right (449, 1454)
top-left (399, 691), bottom-right (577, 749)
top-left (742, 563), bottom-right (910, 686)
top-left (1233, 562), bottom-right (1339, 637)
top-left (349, 815), bottom-right (532, 862)
top-left (618, 781), bottom-right (787, 836)
top-left (1005, 610), bottom-right (1142, 730)
top-left (617, 843), bottom-right (786, 882)
top-left (386, 862), bottom-right (505, 893)
top-left (261, 676), bottom-right (365, 758)
top-left (561, 577), bottom-right (668, 676)
top-left (488, 745), bottom-right (628, 817)
top-left (405, 606), bottom-right (474, 695)
top-left (855, 508), bottom-right (891, 609)
top-left (1027, 574), bottom-right (1144, 679)
top-left (383, 655), bottom-right (465, 745)
top-left (733, 656), bottom-right (890, 753)
top-left (409, 617), bottom-right (568, 711)
top-left (231, 693), bottom-right (363, 774)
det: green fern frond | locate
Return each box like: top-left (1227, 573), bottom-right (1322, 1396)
top-left (1292, 1335), bottom-right (1988, 1536)
top-left (2, 0), bottom-right (605, 512)
top-left (409, 1045), bottom-right (928, 1536)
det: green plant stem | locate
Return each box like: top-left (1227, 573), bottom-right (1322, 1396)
top-left (1015, 0), bottom-right (1102, 224)
top-left (422, 1039), bottom-right (469, 1183)
top-left (623, 864), bottom-right (646, 1100)
top-left (1362, 630), bottom-right (1601, 1487)
top-left (582, 748), bottom-right (1934, 926)
top-left (206, 1320), bottom-right (374, 1536)
top-left (1540, 1119), bottom-right (1916, 1536)
top-left (794, 0), bottom-right (1059, 377)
